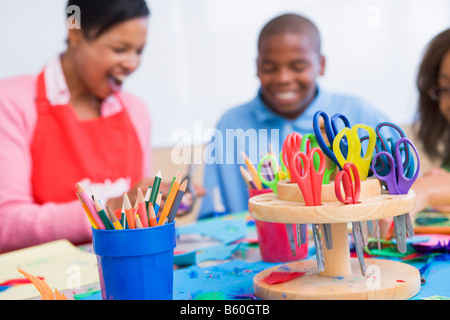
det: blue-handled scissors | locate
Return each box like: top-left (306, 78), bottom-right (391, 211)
top-left (333, 124), bottom-right (377, 181)
top-left (257, 154), bottom-right (281, 193)
top-left (372, 122), bottom-right (414, 178)
top-left (372, 137), bottom-right (420, 253)
top-left (313, 111), bottom-right (351, 170)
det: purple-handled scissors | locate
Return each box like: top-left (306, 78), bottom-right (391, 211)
top-left (371, 137), bottom-right (420, 253)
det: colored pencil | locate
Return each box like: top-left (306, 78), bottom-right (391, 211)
top-left (137, 188), bottom-right (149, 228)
top-left (76, 193), bottom-right (98, 229)
top-left (158, 170), bottom-right (181, 226)
top-left (123, 192), bottom-right (136, 229)
top-left (168, 169), bottom-right (181, 195)
top-left (240, 151), bottom-right (262, 190)
top-left (155, 191), bottom-right (162, 218)
top-left (106, 206), bottom-right (123, 230)
top-left (240, 166), bottom-right (257, 189)
top-left (148, 203), bottom-right (157, 227)
top-left (149, 171), bottom-right (161, 208)
top-left (92, 193), bottom-right (114, 230)
top-left (145, 186), bottom-right (152, 211)
top-left (76, 183), bottom-right (105, 229)
top-left (135, 214), bottom-right (144, 229)
top-left (168, 179), bottom-right (188, 223)
top-left (120, 203), bottom-right (127, 229)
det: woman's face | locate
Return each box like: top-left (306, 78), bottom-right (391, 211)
top-left (70, 17), bottom-right (148, 100)
top-left (438, 49), bottom-right (450, 123)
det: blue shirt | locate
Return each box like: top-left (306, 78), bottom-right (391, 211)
top-left (199, 86), bottom-right (389, 218)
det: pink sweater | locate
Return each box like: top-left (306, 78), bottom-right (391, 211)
top-left (0, 57), bottom-right (151, 253)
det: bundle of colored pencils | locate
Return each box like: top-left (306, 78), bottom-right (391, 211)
top-left (239, 151), bottom-right (263, 191)
top-left (76, 169), bottom-right (188, 230)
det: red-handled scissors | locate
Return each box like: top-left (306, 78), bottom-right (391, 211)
top-left (289, 147), bottom-right (325, 206)
top-left (334, 162), bottom-right (366, 275)
top-left (335, 163), bottom-right (361, 205)
top-left (282, 132), bottom-right (302, 177)
top-left (290, 147), bottom-right (332, 260)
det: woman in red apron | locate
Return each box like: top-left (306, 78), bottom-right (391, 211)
top-left (0, 0), bottom-right (154, 253)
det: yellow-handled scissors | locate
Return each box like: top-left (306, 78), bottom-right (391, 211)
top-left (332, 124), bottom-right (376, 181)
top-left (257, 154), bottom-right (283, 193)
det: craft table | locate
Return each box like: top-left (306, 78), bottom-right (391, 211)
top-left (0, 211), bottom-right (449, 300)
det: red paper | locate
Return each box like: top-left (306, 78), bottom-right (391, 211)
top-left (263, 271), bottom-right (305, 284)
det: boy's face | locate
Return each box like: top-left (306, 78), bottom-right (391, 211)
top-left (257, 32), bottom-right (325, 119)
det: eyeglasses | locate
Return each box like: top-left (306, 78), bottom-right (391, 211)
top-left (428, 86), bottom-right (450, 101)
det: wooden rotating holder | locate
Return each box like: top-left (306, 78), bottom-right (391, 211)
top-left (249, 178), bottom-right (421, 300)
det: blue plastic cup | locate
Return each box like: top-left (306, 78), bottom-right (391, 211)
top-left (92, 222), bottom-right (176, 300)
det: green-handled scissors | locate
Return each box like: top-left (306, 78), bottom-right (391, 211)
top-left (257, 154), bottom-right (283, 193)
top-left (300, 133), bottom-right (336, 184)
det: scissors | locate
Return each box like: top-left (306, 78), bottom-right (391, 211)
top-left (313, 111), bottom-right (351, 169)
top-left (257, 154), bottom-right (281, 193)
top-left (333, 124), bottom-right (377, 181)
top-left (301, 133), bottom-right (336, 184)
top-left (290, 147), bottom-right (333, 256)
top-left (371, 137), bottom-right (420, 253)
top-left (281, 132), bottom-right (302, 178)
top-left (372, 122), bottom-right (414, 178)
top-left (334, 162), bottom-right (366, 275)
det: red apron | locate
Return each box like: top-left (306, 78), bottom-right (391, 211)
top-left (31, 70), bottom-right (143, 204)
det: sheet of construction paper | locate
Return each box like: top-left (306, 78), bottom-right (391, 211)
top-left (0, 240), bottom-right (99, 300)
top-left (176, 218), bottom-right (247, 245)
top-left (173, 260), bottom-right (276, 300)
top-left (263, 271), bottom-right (306, 284)
top-left (412, 259), bottom-right (450, 300)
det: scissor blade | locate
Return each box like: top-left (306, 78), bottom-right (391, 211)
top-left (322, 223), bottom-right (333, 250)
top-left (285, 224), bottom-right (296, 256)
top-left (374, 220), bottom-right (381, 250)
top-left (296, 224), bottom-right (307, 246)
top-left (361, 221), bottom-right (369, 246)
top-left (393, 215), bottom-right (407, 253)
top-left (352, 222), bottom-right (366, 276)
top-left (312, 224), bottom-right (325, 272)
top-left (405, 213), bottom-right (415, 238)
top-left (367, 220), bottom-right (374, 236)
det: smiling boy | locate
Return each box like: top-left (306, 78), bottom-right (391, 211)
top-left (199, 13), bottom-right (389, 217)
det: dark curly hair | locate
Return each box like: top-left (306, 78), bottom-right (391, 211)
top-left (415, 28), bottom-right (450, 167)
top-left (66, 0), bottom-right (150, 40)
